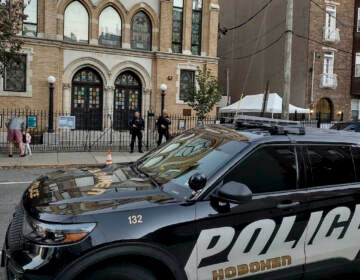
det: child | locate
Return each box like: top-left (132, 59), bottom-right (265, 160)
top-left (23, 129), bottom-right (32, 156)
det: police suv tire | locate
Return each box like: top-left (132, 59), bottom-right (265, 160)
top-left (84, 263), bottom-right (157, 280)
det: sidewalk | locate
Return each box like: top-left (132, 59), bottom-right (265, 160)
top-left (0, 152), bottom-right (143, 168)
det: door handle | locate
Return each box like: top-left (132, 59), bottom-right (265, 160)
top-left (277, 201), bottom-right (300, 209)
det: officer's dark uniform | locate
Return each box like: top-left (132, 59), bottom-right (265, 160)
top-left (157, 115), bottom-right (171, 146)
top-left (129, 116), bottom-right (145, 153)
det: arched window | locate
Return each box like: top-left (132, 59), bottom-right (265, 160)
top-left (131, 11), bottom-right (152, 51)
top-left (64, 1), bottom-right (89, 43)
top-left (99, 6), bottom-right (122, 47)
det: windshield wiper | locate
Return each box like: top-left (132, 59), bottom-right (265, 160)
top-left (131, 163), bottom-right (160, 188)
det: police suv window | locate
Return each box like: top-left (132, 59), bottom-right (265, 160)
top-left (306, 146), bottom-right (356, 187)
top-left (351, 147), bottom-right (360, 180)
top-left (224, 146), bottom-right (297, 193)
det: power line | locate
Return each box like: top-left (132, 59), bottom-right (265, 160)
top-left (293, 31), bottom-right (353, 56)
top-left (222, 31), bottom-right (286, 60)
top-left (220, 0), bottom-right (273, 35)
top-left (310, 0), bottom-right (351, 28)
top-left (220, 19), bottom-right (286, 57)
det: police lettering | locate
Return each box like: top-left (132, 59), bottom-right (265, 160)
top-left (185, 205), bottom-right (360, 280)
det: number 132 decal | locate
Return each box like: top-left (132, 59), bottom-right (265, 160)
top-left (128, 215), bottom-right (143, 225)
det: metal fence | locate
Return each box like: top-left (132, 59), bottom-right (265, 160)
top-left (0, 109), bottom-right (218, 152)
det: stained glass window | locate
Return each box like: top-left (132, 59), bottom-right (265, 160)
top-left (88, 87), bottom-right (101, 109)
top-left (114, 72), bottom-right (141, 112)
top-left (191, 0), bottom-right (202, 55)
top-left (99, 7), bottom-right (122, 47)
top-left (23, 0), bottom-right (37, 37)
top-left (180, 70), bottom-right (195, 101)
top-left (115, 73), bottom-right (140, 86)
top-left (72, 69), bottom-right (102, 109)
top-left (114, 89), bottom-right (126, 110)
top-left (172, 0), bottom-right (183, 53)
top-left (73, 69), bottom-right (101, 84)
top-left (4, 55), bottom-right (27, 92)
top-left (72, 86), bottom-right (86, 109)
top-left (131, 11), bottom-right (152, 51)
top-left (64, 1), bottom-right (89, 43)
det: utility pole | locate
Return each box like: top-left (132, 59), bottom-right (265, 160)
top-left (261, 80), bottom-right (270, 117)
top-left (282, 0), bottom-right (293, 120)
top-left (226, 68), bottom-right (230, 105)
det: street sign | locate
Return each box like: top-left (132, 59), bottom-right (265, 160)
top-left (178, 119), bottom-right (186, 130)
top-left (58, 116), bottom-right (75, 129)
top-left (27, 115), bottom-right (37, 129)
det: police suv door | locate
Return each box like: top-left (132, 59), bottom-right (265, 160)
top-left (187, 144), bottom-right (308, 280)
top-left (302, 144), bottom-right (360, 279)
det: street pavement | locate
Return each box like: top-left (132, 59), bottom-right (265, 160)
top-left (0, 151), bottom-right (142, 168)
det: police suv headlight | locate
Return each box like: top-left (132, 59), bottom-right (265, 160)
top-left (23, 216), bottom-right (96, 245)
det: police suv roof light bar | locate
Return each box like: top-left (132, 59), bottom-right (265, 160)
top-left (234, 115), bottom-right (305, 136)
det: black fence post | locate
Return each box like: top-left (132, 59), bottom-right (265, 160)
top-left (317, 112), bottom-right (321, 128)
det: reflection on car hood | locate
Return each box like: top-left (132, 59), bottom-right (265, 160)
top-left (23, 164), bottom-right (174, 217)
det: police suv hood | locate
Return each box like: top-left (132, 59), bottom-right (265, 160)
top-left (22, 164), bottom-right (175, 220)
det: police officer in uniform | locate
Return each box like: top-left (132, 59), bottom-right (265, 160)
top-left (129, 111), bottom-right (145, 153)
top-left (157, 109), bottom-right (171, 146)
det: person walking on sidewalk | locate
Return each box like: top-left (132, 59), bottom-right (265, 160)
top-left (23, 128), bottom-right (32, 156)
top-left (129, 111), bottom-right (145, 153)
top-left (157, 109), bottom-right (171, 146)
top-left (6, 116), bottom-right (26, 157)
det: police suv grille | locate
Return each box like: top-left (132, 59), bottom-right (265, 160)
top-left (7, 204), bottom-right (25, 253)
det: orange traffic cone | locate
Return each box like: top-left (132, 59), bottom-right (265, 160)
top-left (106, 150), bottom-right (112, 165)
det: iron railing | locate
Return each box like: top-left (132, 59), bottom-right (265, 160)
top-left (0, 108), bottom-right (218, 152)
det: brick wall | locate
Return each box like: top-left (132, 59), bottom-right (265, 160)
top-left (0, 0), bottom-right (219, 119)
top-left (307, 0), bottom-right (354, 121)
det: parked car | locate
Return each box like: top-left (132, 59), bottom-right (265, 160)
top-left (3, 116), bottom-right (360, 280)
top-left (330, 122), bottom-right (360, 132)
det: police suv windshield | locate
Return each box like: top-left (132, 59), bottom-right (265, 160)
top-left (138, 126), bottom-right (249, 199)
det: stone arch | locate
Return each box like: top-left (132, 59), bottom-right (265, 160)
top-left (63, 57), bottom-right (110, 86)
top-left (62, 57), bottom-right (110, 113)
top-left (57, 0), bottom-right (94, 18)
top-left (95, 3), bottom-right (125, 46)
top-left (57, 0), bottom-right (93, 42)
top-left (127, 3), bottom-right (159, 29)
top-left (94, 0), bottom-right (127, 20)
top-left (110, 61), bottom-right (151, 91)
top-left (127, 3), bottom-right (159, 50)
top-left (110, 61), bottom-right (152, 120)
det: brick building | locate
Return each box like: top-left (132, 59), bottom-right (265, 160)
top-left (218, 0), bottom-right (355, 121)
top-left (351, 0), bottom-right (360, 120)
top-left (0, 0), bottom-right (219, 130)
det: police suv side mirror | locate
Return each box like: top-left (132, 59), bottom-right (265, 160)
top-left (217, 181), bottom-right (252, 203)
top-left (188, 173), bottom-right (207, 192)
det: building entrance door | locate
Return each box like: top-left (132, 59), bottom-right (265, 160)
top-left (113, 71), bottom-right (142, 130)
top-left (71, 68), bottom-right (103, 130)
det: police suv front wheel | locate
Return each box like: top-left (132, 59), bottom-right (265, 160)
top-left (83, 263), bottom-right (157, 280)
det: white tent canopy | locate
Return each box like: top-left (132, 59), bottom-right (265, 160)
top-left (219, 93), bottom-right (310, 114)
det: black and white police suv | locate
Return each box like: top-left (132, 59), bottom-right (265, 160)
top-left (3, 116), bottom-right (360, 280)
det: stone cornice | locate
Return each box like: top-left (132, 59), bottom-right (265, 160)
top-left (155, 52), bottom-right (219, 63)
top-left (20, 36), bottom-right (219, 63)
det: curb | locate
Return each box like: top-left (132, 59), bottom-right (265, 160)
top-left (0, 163), bottom-right (108, 170)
